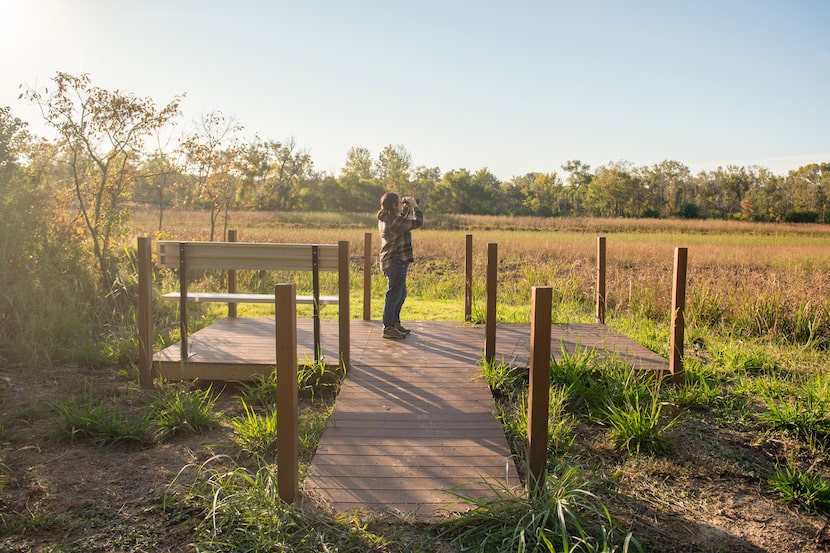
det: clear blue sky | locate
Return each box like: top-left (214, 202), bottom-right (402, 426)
top-left (2, 0), bottom-right (829, 179)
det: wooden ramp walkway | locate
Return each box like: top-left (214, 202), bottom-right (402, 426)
top-left (305, 321), bottom-right (522, 520)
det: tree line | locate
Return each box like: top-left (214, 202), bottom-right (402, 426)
top-left (2, 72), bottom-right (829, 290)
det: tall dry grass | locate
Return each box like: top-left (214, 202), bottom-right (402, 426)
top-left (131, 207), bottom-right (830, 350)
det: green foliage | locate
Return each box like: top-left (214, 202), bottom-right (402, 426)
top-left (297, 359), bottom-right (343, 401)
top-left (762, 397), bottom-right (830, 450)
top-left (770, 458), bottom-right (830, 516)
top-left (149, 385), bottom-right (222, 442)
top-left (550, 346), bottom-right (654, 422)
top-left (481, 357), bottom-right (527, 399)
top-left (664, 360), bottom-right (725, 409)
top-left (716, 345), bottom-right (780, 374)
top-left (229, 400), bottom-right (278, 462)
top-left (52, 393), bottom-right (152, 447)
top-left (168, 457), bottom-right (404, 552)
top-left (604, 391), bottom-right (679, 455)
top-left (439, 464), bottom-right (641, 553)
top-left (501, 387), bottom-right (577, 457)
top-left (237, 373), bottom-right (278, 407)
top-left (235, 360), bottom-right (344, 407)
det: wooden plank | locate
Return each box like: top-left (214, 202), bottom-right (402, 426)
top-left (156, 241), bottom-right (340, 271)
top-left (308, 319), bottom-right (520, 521)
top-left (161, 292), bottom-right (339, 304)
top-left (312, 454), bottom-right (513, 468)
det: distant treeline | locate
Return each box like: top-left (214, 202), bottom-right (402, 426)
top-left (134, 153), bottom-right (830, 225)
top-left (4, 72), bottom-right (829, 263)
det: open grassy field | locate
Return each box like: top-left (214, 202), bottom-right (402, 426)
top-left (2, 207), bottom-right (830, 551)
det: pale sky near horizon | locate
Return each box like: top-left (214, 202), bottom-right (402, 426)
top-left (2, 0), bottom-right (829, 180)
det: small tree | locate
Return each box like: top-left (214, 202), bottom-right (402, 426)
top-left (23, 72), bottom-right (181, 288)
top-left (180, 111), bottom-right (245, 240)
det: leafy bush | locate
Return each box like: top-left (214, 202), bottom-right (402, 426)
top-left (783, 210), bottom-right (819, 223)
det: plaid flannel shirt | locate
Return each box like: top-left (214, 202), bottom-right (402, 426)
top-left (378, 208), bottom-right (424, 272)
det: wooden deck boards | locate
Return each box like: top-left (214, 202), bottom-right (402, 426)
top-left (153, 318), bottom-right (669, 520)
top-left (305, 321), bottom-right (520, 519)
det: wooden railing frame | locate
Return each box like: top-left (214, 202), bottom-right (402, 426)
top-left (137, 236), bottom-right (350, 388)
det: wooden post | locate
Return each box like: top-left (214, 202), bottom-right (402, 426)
top-left (596, 236), bottom-right (606, 324)
top-left (528, 286), bottom-right (552, 494)
top-left (485, 243), bottom-right (498, 363)
top-left (338, 240), bottom-right (351, 370)
top-left (137, 237), bottom-right (155, 389)
top-left (312, 245), bottom-right (322, 364)
top-left (227, 229), bottom-right (238, 318)
top-left (363, 232), bottom-right (372, 321)
top-left (669, 247), bottom-right (688, 385)
top-left (464, 234), bottom-right (473, 322)
top-left (275, 283), bottom-right (299, 503)
top-left (178, 242), bottom-right (190, 361)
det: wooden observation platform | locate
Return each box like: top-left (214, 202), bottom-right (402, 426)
top-left (139, 233), bottom-right (684, 520)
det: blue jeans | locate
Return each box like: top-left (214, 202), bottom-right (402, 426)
top-left (382, 260), bottom-right (409, 327)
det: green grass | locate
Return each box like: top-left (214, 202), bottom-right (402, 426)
top-left (762, 397), bottom-right (830, 451)
top-left (52, 394), bottom-right (152, 448)
top-left (770, 458), bottom-right (830, 516)
top-left (500, 387), bottom-right (577, 457)
top-left (149, 385), bottom-right (222, 442)
top-left (167, 457), bottom-right (414, 552)
top-left (439, 464), bottom-right (641, 553)
top-left (229, 400), bottom-right (278, 462)
top-left (604, 391), bottom-right (679, 456)
top-left (481, 357), bottom-right (528, 399)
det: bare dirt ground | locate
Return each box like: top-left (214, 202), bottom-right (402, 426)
top-left (2, 363), bottom-right (830, 552)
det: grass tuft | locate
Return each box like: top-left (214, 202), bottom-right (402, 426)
top-left (149, 385), bottom-right (222, 442)
top-left (770, 458), bottom-right (830, 516)
top-left (229, 400), bottom-right (278, 462)
top-left (439, 464), bottom-right (641, 552)
top-left (604, 392), bottom-right (679, 456)
top-left (52, 394), bottom-right (151, 448)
